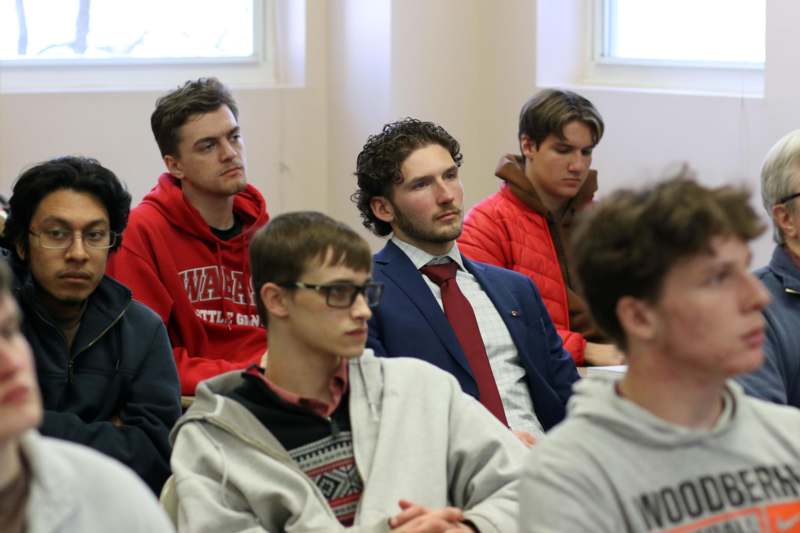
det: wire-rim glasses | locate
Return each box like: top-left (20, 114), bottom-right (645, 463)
top-left (29, 229), bottom-right (118, 250)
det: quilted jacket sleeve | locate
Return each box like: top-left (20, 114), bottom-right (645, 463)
top-left (460, 196), bottom-right (587, 365)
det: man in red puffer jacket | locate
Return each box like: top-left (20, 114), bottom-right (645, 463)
top-left (459, 89), bottom-right (621, 366)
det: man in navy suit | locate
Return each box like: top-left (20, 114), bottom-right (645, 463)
top-left (352, 118), bottom-right (579, 443)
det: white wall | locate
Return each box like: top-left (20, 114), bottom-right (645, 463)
top-left (326, 0), bottom-right (391, 248)
top-left (388, 0), bottom-right (535, 208)
top-left (0, 0), bottom-right (794, 266)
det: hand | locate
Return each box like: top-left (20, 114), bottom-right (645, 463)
top-left (390, 500), bottom-right (472, 532)
top-left (584, 342), bottom-right (625, 366)
top-left (512, 430), bottom-right (537, 448)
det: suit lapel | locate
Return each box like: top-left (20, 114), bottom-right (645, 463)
top-left (463, 257), bottom-right (528, 351)
top-left (375, 242), bottom-right (473, 375)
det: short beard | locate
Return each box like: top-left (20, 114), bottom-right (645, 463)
top-left (392, 205), bottom-right (462, 245)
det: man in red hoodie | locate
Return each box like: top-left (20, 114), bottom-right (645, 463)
top-left (107, 77), bottom-right (269, 395)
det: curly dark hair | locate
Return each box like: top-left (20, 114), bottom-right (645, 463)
top-left (151, 77), bottom-right (239, 157)
top-left (5, 156), bottom-right (131, 260)
top-left (351, 118), bottom-right (463, 236)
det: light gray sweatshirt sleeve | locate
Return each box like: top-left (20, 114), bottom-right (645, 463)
top-left (444, 380), bottom-right (530, 533)
top-left (172, 422), bottom-right (271, 533)
top-left (173, 420), bottom-right (397, 533)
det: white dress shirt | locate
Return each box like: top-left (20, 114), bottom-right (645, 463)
top-left (391, 237), bottom-right (545, 438)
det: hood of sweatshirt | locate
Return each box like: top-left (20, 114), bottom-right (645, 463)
top-left (139, 173), bottom-right (269, 321)
top-left (494, 154), bottom-right (597, 218)
top-left (142, 173), bottom-right (268, 244)
top-left (565, 377), bottom-right (741, 449)
top-left (171, 349), bottom-right (382, 448)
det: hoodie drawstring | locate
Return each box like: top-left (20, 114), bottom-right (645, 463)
top-left (356, 357), bottom-right (379, 421)
top-left (212, 242), bottom-right (233, 330)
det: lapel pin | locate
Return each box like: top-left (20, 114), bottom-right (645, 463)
top-left (510, 310), bottom-right (520, 317)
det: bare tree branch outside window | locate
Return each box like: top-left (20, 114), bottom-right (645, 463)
top-left (73, 0), bottom-right (90, 54)
top-left (15, 0), bottom-right (28, 55)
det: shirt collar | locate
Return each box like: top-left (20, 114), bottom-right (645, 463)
top-left (390, 236), bottom-right (465, 271)
top-left (247, 358), bottom-right (349, 418)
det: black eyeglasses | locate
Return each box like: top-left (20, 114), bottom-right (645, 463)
top-left (280, 281), bottom-right (384, 308)
top-left (777, 192), bottom-right (800, 205)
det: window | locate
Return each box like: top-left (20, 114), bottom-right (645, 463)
top-left (598, 0), bottom-right (765, 67)
top-left (578, 0), bottom-right (765, 95)
top-left (1, 0), bottom-right (255, 63)
top-left (0, 0), bottom-right (300, 93)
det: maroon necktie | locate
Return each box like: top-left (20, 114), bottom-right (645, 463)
top-left (420, 261), bottom-right (508, 426)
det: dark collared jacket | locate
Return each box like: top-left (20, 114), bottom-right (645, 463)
top-left (736, 245), bottom-right (800, 407)
top-left (15, 266), bottom-right (181, 494)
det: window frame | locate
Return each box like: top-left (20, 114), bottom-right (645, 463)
top-left (583, 0), bottom-right (764, 96)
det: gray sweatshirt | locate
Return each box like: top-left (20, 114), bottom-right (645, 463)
top-left (519, 377), bottom-right (800, 533)
top-left (22, 430), bottom-right (174, 533)
top-left (170, 350), bottom-right (528, 532)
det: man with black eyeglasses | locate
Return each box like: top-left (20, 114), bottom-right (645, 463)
top-left (2, 156), bottom-right (181, 494)
top-left (169, 211), bottom-right (526, 532)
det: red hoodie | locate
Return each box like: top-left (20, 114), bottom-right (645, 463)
top-left (107, 173), bottom-right (269, 394)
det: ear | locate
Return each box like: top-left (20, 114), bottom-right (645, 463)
top-left (15, 240), bottom-right (25, 261)
top-left (616, 295), bottom-right (658, 345)
top-left (772, 204), bottom-right (797, 240)
top-left (520, 134), bottom-right (538, 160)
top-left (261, 283), bottom-right (290, 321)
top-left (164, 154), bottom-right (185, 180)
top-left (370, 196), bottom-right (395, 225)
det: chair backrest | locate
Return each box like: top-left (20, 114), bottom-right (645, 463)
top-left (159, 475), bottom-right (178, 527)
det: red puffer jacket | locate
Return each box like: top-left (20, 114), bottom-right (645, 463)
top-left (458, 155), bottom-right (598, 365)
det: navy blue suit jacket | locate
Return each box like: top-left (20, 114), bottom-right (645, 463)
top-left (368, 241), bottom-right (579, 430)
